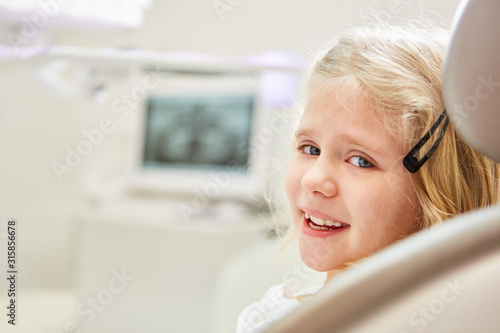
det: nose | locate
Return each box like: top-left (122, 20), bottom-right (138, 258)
top-left (300, 157), bottom-right (339, 198)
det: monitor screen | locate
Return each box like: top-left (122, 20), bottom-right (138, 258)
top-left (143, 93), bottom-right (254, 171)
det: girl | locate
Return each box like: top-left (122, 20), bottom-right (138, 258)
top-left (237, 20), bottom-right (500, 333)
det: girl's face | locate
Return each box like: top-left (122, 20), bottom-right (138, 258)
top-left (285, 83), bottom-right (420, 280)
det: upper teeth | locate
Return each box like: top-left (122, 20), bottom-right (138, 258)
top-left (305, 213), bottom-right (344, 227)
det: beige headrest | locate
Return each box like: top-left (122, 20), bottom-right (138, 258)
top-left (443, 0), bottom-right (500, 162)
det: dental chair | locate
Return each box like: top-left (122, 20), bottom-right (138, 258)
top-left (265, 0), bottom-right (500, 332)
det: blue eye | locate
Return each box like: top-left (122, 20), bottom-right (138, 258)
top-left (348, 156), bottom-right (373, 168)
top-left (300, 145), bottom-right (321, 155)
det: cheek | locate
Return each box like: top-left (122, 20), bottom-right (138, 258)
top-left (392, 187), bottom-right (420, 232)
top-left (386, 173), bottom-right (420, 226)
top-left (284, 158), bottom-right (304, 227)
top-left (349, 178), bottom-right (419, 244)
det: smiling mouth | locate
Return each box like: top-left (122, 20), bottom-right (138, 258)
top-left (305, 212), bottom-right (350, 231)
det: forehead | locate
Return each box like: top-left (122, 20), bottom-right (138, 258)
top-left (301, 81), bottom-right (379, 128)
top-left (298, 81), bottom-right (404, 154)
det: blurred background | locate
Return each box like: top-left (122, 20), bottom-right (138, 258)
top-left (0, 0), bottom-right (461, 332)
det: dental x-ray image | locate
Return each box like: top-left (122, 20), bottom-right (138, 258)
top-left (142, 94), bottom-right (254, 170)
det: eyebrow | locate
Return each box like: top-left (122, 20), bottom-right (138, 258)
top-left (294, 128), bottom-right (314, 139)
top-left (338, 134), bottom-right (384, 156)
top-left (294, 129), bottom-right (384, 156)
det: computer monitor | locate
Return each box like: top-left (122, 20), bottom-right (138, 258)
top-left (127, 73), bottom-right (271, 206)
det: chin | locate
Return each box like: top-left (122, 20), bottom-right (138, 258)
top-left (298, 247), bottom-right (344, 272)
top-left (303, 258), bottom-right (355, 276)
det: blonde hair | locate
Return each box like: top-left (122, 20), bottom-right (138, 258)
top-left (308, 21), bottom-right (500, 229)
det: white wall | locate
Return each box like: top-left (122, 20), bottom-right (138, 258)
top-left (51, 0), bottom-right (462, 56)
top-left (0, 0), bottom-right (461, 294)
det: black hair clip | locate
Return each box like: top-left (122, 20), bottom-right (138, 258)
top-left (403, 109), bottom-right (449, 173)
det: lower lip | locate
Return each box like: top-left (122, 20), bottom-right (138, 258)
top-left (300, 216), bottom-right (350, 238)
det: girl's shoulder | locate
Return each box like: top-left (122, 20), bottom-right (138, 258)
top-left (236, 283), bottom-right (322, 333)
